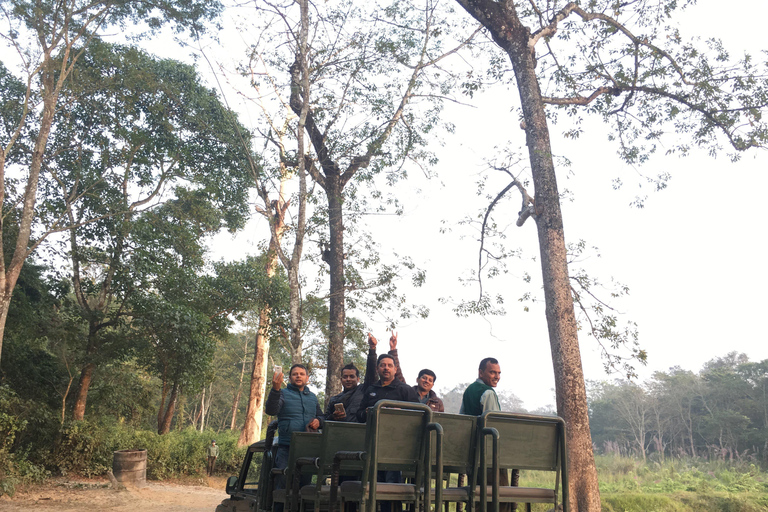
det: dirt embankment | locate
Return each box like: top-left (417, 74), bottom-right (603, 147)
top-left (0, 477), bottom-right (228, 512)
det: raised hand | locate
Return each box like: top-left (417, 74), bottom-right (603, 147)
top-left (389, 331), bottom-right (398, 351)
top-left (271, 367), bottom-right (284, 390)
top-left (367, 332), bottom-right (378, 350)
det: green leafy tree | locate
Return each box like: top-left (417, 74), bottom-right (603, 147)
top-left (589, 380), bottom-right (652, 461)
top-left (131, 199), bottom-right (290, 434)
top-left (646, 368), bottom-right (701, 457)
top-left (736, 359), bottom-right (768, 464)
top-left (0, 256), bottom-right (70, 409)
top-left (0, 0), bottom-right (222, 364)
top-left (451, 1), bottom-right (768, 508)
top-left (698, 354), bottom-right (755, 459)
top-left (133, 292), bottom-right (214, 434)
top-left (38, 40), bottom-right (253, 421)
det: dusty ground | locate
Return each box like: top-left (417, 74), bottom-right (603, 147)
top-left (0, 476), bottom-right (229, 511)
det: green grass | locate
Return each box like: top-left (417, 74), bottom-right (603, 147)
top-left (512, 455), bottom-right (768, 512)
top-left (436, 456), bottom-right (768, 512)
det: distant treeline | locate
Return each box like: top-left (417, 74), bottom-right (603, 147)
top-left (588, 352), bottom-right (768, 466)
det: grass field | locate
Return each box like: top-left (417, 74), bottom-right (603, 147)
top-left (515, 455), bottom-right (768, 511)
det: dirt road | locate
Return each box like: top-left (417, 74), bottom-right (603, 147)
top-left (0, 477), bottom-right (228, 511)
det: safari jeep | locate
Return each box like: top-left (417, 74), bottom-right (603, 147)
top-left (215, 422), bottom-right (277, 512)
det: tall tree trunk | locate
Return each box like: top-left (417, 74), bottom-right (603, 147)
top-left (72, 362), bottom-right (95, 421)
top-left (205, 382), bottom-right (213, 429)
top-left (158, 368), bottom-right (169, 431)
top-left (60, 372), bottom-right (74, 425)
top-left (231, 335), bottom-right (248, 430)
top-left (518, 48), bottom-right (601, 512)
top-left (238, 310), bottom-right (271, 446)
top-left (325, 174), bottom-right (345, 399)
top-left (452, 2), bottom-right (601, 509)
top-left (230, 388), bottom-right (242, 430)
top-left (287, 266), bottom-right (303, 364)
top-left (241, 135), bottom-right (292, 446)
top-left (0, 300), bottom-right (10, 365)
top-left (199, 386), bottom-right (206, 431)
top-left (0, 63), bottom-right (60, 363)
top-left (238, 226), bottom-right (286, 447)
top-left (158, 382), bottom-right (179, 435)
top-left (192, 403), bottom-right (200, 430)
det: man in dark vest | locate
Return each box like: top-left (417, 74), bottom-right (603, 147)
top-left (460, 357), bottom-right (512, 512)
top-left (460, 357), bottom-right (501, 415)
top-left (265, 363), bottom-right (324, 512)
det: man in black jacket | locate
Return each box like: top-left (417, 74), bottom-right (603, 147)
top-left (356, 333), bottom-right (419, 512)
top-left (324, 334), bottom-right (378, 421)
top-left (356, 343), bottom-right (419, 421)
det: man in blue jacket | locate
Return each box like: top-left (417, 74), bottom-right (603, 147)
top-left (265, 363), bottom-right (324, 512)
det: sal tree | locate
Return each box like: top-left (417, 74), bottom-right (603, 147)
top-left (40, 40), bottom-right (252, 420)
top-left (452, 0), bottom-right (768, 510)
top-left (0, 0), bottom-right (221, 363)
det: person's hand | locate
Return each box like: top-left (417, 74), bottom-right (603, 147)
top-left (332, 410), bottom-right (346, 420)
top-left (271, 368), bottom-right (284, 390)
top-left (307, 418), bottom-right (320, 431)
top-left (389, 331), bottom-right (398, 351)
top-left (367, 332), bottom-right (377, 350)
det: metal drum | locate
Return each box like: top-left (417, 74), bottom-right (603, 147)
top-left (113, 449), bottom-right (147, 487)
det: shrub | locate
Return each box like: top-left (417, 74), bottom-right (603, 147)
top-left (0, 386), bottom-right (49, 497)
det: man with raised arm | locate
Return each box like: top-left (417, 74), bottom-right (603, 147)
top-left (265, 363), bottom-right (324, 512)
top-left (324, 334), bottom-right (378, 422)
top-left (356, 332), bottom-right (419, 512)
top-left (356, 332), bottom-right (419, 422)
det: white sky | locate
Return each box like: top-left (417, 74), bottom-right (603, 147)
top-left (207, 0), bottom-right (768, 409)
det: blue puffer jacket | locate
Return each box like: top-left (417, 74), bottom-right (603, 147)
top-left (265, 384), bottom-right (322, 447)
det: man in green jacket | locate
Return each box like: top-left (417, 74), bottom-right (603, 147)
top-left (206, 439), bottom-right (220, 476)
top-left (460, 358), bottom-right (511, 511)
top-left (460, 357), bottom-right (501, 415)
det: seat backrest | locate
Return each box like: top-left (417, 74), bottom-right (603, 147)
top-left (480, 412), bottom-right (564, 471)
top-left (285, 432), bottom-right (324, 478)
top-left (430, 412), bottom-right (477, 475)
top-left (320, 421), bottom-right (367, 474)
top-left (366, 401), bottom-right (432, 474)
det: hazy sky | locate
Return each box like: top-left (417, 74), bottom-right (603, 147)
top-left (208, 0), bottom-right (768, 409)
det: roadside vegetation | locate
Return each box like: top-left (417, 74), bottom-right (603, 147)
top-left (0, 387), bottom-right (254, 496)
